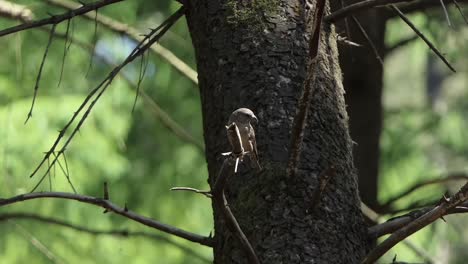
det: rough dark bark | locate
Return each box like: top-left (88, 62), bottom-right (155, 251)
top-left (330, 2), bottom-right (386, 210)
top-left (186, 1), bottom-right (370, 263)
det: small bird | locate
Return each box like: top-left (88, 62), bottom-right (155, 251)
top-left (227, 108), bottom-right (262, 170)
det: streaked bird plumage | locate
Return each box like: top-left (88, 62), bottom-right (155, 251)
top-left (227, 108), bottom-right (261, 170)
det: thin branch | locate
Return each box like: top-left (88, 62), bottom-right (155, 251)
top-left (0, 212), bottom-right (211, 262)
top-left (29, 7), bottom-right (186, 192)
top-left (174, 127), bottom-right (259, 263)
top-left (325, 0), bottom-right (412, 23)
top-left (391, 4), bottom-right (456, 73)
top-left (351, 15), bottom-right (384, 65)
top-left (44, 0), bottom-right (198, 85)
top-left (369, 201), bottom-right (468, 238)
top-left (387, 0), bottom-right (468, 19)
top-left (439, 0), bottom-right (452, 26)
top-left (54, 28), bottom-right (204, 151)
top-left (287, 0), bottom-right (326, 178)
top-left (170, 187), bottom-right (212, 198)
top-left (1, 3), bottom-right (203, 152)
top-left (24, 24), bottom-right (56, 124)
top-left (361, 202), bottom-right (437, 263)
top-left (11, 221), bottom-right (65, 264)
top-left (0, 0), bottom-right (123, 37)
top-left (384, 34), bottom-right (418, 55)
top-left (57, 18), bottom-right (71, 88)
top-left (0, 191), bottom-right (213, 247)
top-left (362, 182), bottom-right (468, 263)
top-left (381, 173), bottom-right (468, 209)
top-left (453, 0), bottom-right (468, 24)
top-left (140, 92), bottom-right (204, 151)
top-left (86, 7), bottom-right (99, 76)
top-left (211, 157), bottom-right (260, 264)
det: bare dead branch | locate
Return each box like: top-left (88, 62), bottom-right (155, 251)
top-left (325, 0), bottom-right (412, 23)
top-left (0, 0), bottom-right (123, 37)
top-left (287, 0), bottom-right (326, 178)
top-left (52, 152), bottom-right (77, 193)
top-left (439, 0), bottom-right (453, 26)
top-left (453, 0), bottom-right (468, 23)
top-left (219, 192), bottom-right (259, 264)
top-left (171, 187), bottom-right (212, 198)
top-left (369, 201), bottom-right (468, 238)
top-left (86, 7), bottom-right (99, 76)
top-left (57, 18), bottom-right (71, 88)
top-left (44, 0), bottom-right (198, 85)
top-left (0, 212), bottom-right (211, 262)
top-left (351, 15), bottom-right (384, 65)
top-left (58, 30), bottom-right (204, 151)
top-left (24, 24), bottom-right (56, 124)
top-left (211, 158), bottom-right (259, 264)
top-left (381, 173), bottom-right (468, 209)
top-left (387, 0), bottom-right (468, 19)
top-left (361, 202), bottom-right (437, 263)
top-left (391, 4), bottom-right (456, 73)
top-left (362, 182), bottom-right (468, 263)
top-left (29, 7), bottom-right (186, 192)
top-left (0, 3), bottom-right (203, 152)
top-left (0, 191), bottom-right (213, 247)
top-left (11, 221), bottom-right (65, 264)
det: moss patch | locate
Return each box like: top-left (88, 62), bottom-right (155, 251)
top-left (225, 0), bottom-right (279, 28)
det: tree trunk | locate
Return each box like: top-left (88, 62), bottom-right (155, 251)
top-left (186, 1), bottom-right (370, 262)
top-left (330, 4), bottom-right (386, 210)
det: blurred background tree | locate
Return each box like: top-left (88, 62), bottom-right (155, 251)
top-left (0, 0), bottom-right (467, 263)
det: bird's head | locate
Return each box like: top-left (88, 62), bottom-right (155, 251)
top-left (228, 108), bottom-right (258, 125)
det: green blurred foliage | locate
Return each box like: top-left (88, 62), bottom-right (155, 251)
top-left (0, 0), bottom-right (211, 263)
top-left (381, 8), bottom-right (468, 263)
top-left (0, 1), bottom-right (467, 264)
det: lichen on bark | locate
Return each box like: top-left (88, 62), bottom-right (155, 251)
top-left (225, 0), bottom-right (279, 29)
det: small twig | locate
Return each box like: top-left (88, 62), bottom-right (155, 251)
top-left (361, 202), bottom-right (438, 263)
top-left (0, 0), bottom-right (123, 37)
top-left (103, 182), bottom-right (109, 200)
top-left (362, 182), bottom-right (468, 263)
top-left (219, 192), bottom-right (260, 264)
top-left (0, 212), bottom-right (211, 262)
top-left (0, 191), bottom-right (214, 247)
top-left (57, 18), bottom-right (71, 89)
top-left (86, 7), bottom-right (99, 77)
top-left (52, 152), bottom-right (77, 194)
top-left (351, 15), bottom-right (384, 65)
top-left (11, 221), bottom-right (65, 264)
top-left (24, 23), bottom-right (56, 124)
top-left (325, 0), bottom-right (412, 23)
top-left (170, 187), bottom-right (212, 198)
top-left (45, 0), bottom-right (198, 85)
top-left (369, 201), bottom-right (468, 238)
top-left (453, 0), bottom-right (468, 24)
top-left (381, 173), bottom-right (468, 210)
top-left (439, 0), bottom-right (452, 26)
top-left (29, 7), bottom-right (186, 192)
top-left (390, 4), bottom-right (456, 73)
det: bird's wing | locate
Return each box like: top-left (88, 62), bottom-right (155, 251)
top-left (248, 124), bottom-right (262, 170)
